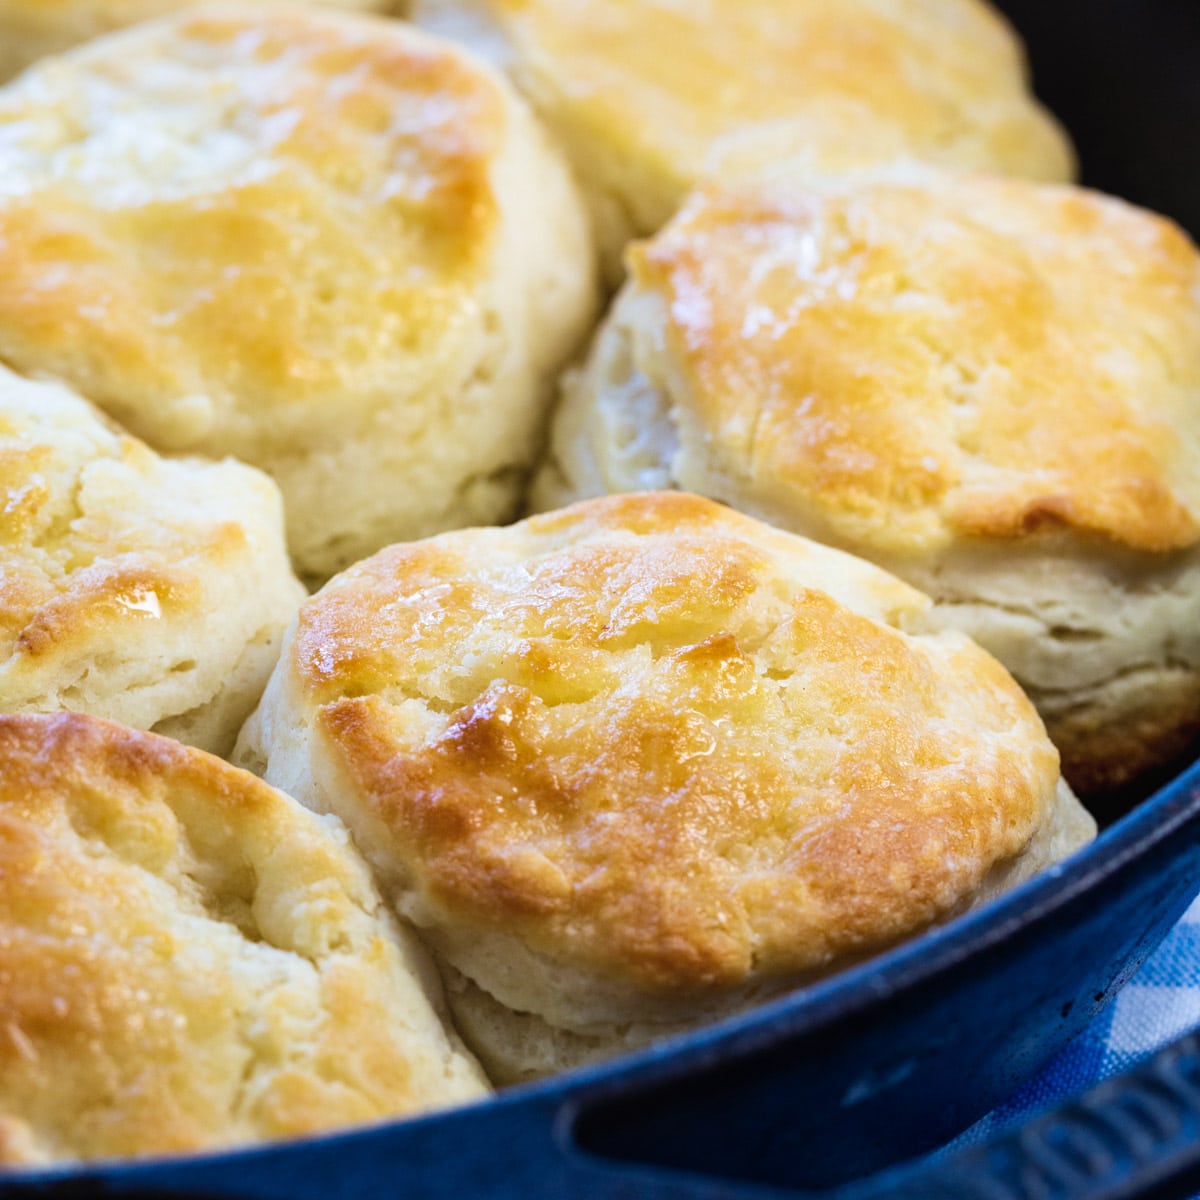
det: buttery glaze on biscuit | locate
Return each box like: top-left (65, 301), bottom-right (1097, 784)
top-left (411, 0), bottom-right (1074, 270)
top-left (534, 172), bottom-right (1200, 794)
top-left (0, 713), bottom-right (487, 1166)
top-left (239, 493), bottom-right (1094, 1080)
top-left (626, 177), bottom-right (1200, 556)
top-left (0, 7), bottom-right (597, 579)
top-left (0, 366), bottom-right (302, 755)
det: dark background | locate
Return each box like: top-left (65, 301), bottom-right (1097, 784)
top-left (995, 0), bottom-right (1200, 237)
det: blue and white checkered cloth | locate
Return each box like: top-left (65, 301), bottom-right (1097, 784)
top-left (957, 891), bottom-right (1200, 1144)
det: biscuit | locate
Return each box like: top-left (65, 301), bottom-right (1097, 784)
top-left (0, 7), bottom-right (597, 581)
top-left (0, 712), bottom-right (488, 1165)
top-left (0, 0), bottom-right (386, 82)
top-left (409, 0), bottom-right (1074, 275)
top-left (237, 492), bottom-right (1094, 1081)
top-left (533, 171), bottom-right (1200, 795)
top-left (0, 366), bottom-right (302, 757)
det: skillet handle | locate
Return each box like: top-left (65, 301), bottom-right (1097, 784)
top-left (841, 1027), bottom-right (1200, 1200)
top-left (7, 1030), bottom-right (1200, 1200)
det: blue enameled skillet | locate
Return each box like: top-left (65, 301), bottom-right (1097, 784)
top-left (5, 1), bottom-right (1200, 1196)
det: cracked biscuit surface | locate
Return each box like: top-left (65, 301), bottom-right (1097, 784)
top-left (410, 0), bottom-right (1074, 273)
top-left (0, 712), bottom-right (488, 1166)
top-left (238, 492), bottom-right (1094, 1080)
top-left (533, 171), bottom-right (1200, 795)
top-left (0, 366), bottom-right (302, 756)
top-left (0, 6), bottom-right (597, 580)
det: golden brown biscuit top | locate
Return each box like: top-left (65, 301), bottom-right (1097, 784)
top-left (0, 0), bottom-right (383, 73)
top-left (295, 493), bottom-right (1060, 993)
top-left (0, 368), bottom-right (277, 690)
top-left (0, 712), bottom-right (483, 1165)
top-left (630, 174), bottom-right (1200, 557)
top-left (0, 7), bottom-right (506, 448)
top-left (441, 0), bottom-right (1072, 188)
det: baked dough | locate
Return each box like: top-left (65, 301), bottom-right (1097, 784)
top-left (410, 0), bottom-right (1074, 274)
top-left (0, 365), bottom-right (302, 756)
top-left (0, 712), bottom-right (488, 1166)
top-left (237, 491), bottom-right (1094, 1080)
top-left (0, 7), bottom-right (597, 580)
top-left (533, 170), bottom-right (1200, 794)
top-left (0, 0), bottom-right (387, 83)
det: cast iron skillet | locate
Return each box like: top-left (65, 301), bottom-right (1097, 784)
top-left (6, 1), bottom-right (1200, 1196)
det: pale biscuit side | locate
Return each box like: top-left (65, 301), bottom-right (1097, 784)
top-left (0, 9), bottom-right (598, 580)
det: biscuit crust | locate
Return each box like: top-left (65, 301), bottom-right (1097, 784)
top-left (625, 176), bottom-right (1199, 557)
top-left (0, 0), bottom-right (387, 82)
top-left (412, 0), bottom-right (1074, 267)
top-left (240, 494), bottom-right (1090, 1052)
top-left (445, 762), bottom-right (1093, 1082)
top-left (0, 713), bottom-right (487, 1166)
top-left (0, 7), bottom-right (597, 578)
